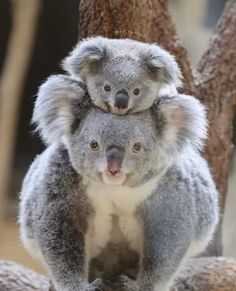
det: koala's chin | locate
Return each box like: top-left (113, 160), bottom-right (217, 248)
top-left (101, 170), bottom-right (127, 186)
top-left (110, 106), bottom-right (129, 115)
top-left (104, 100), bottom-right (130, 115)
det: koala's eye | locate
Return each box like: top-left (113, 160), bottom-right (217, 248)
top-left (132, 142), bottom-right (142, 153)
top-left (104, 84), bottom-right (111, 92)
top-left (133, 88), bottom-right (140, 95)
top-left (90, 140), bottom-right (99, 151)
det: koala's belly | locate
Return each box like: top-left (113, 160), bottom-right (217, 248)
top-left (85, 181), bottom-right (155, 280)
top-left (88, 215), bottom-right (140, 281)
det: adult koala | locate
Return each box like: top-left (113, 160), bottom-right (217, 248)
top-left (19, 81), bottom-right (218, 291)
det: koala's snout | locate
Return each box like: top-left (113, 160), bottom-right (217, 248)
top-left (114, 89), bottom-right (129, 110)
top-left (105, 147), bottom-right (124, 176)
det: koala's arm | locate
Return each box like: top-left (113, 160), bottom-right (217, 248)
top-left (110, 184), bottom-right (193, 291)
top-left (19, 144), bottom-right (105, 291)
top-left (137, 182), bottom-right (194, 291)
top-left (110, 165), bottom-right (218, 291)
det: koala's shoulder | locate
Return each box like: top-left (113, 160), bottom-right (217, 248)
top-left (36, 143), bottom-right (80, 194)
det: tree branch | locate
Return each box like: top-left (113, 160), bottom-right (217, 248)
top-left (1, 259), bottom-right (236, 291)
top-left (0, 261), bottom-right (50, 291)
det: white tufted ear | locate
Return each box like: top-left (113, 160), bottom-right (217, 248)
top-left (143, 44), bottom-right (182, 89)
top-left (32, 75), bottom-right (90, 145)
top-left (151, 94), bottom-right (208, 151)
top-left (62, 36), bottom-right (109, 80)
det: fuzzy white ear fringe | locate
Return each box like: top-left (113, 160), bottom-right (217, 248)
top-left (160, 94), bottom-right (208, 152)
top-left (33, 75), bottom-right (86, 145)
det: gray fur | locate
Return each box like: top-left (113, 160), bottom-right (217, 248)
top-left (151, 94), bottom-right (208, 152)
top-left (62, 36), bottom-right (182, 113)
top-left (19, 92), bottom-right (218, 291)
top-left (32, 75), bottom-right (91, 145)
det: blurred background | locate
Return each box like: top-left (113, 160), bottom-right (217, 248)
top-left (0, 0), bottom-right (234, 275)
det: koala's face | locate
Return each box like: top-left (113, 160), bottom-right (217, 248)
top-left (63, 37), bottom-right (182, 115)
top-left (86, 56), bottom-right (161, 114)
top-left (67, 108), bottom-right (161, 187)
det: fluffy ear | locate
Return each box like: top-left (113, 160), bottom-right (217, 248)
top-left (143, 44), bottom-right (182, 88)
top-left (151, 94), bottom-right (208, 151)
top-left (62, 36), bottom-right (108, 79)
top-left (32, 75), bottom-right (91, 145)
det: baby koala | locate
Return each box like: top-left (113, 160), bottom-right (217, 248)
top-left (41, 36), bottom-right (182, 117)
top-left (19, 81), bottom-right (219, 291)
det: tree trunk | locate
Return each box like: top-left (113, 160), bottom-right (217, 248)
top-left (195, 0), bottom-right (236, 255)
top-left (79, 0), bottom-right (236, 256)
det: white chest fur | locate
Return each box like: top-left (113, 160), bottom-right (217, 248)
top-left (85, 179), bottom-right (158, 262)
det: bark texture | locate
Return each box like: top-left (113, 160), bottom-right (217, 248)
top-left (0, 261), bottom-right (50, 291)
top-left (196, 0), bottom-right (236, 210)
top-left (195, 0), bottom-right (236, 256)
top-left (1, 259), bottom-right (236, 291)
top-left (79, 0), bottom-right (196, 95)
top-left (79, 0), bottom-right (236, 256)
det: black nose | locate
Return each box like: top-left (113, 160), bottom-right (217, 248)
top-left (106, 147), bottom-right (124, 175)
top-left (114, 89), bottom-right (129, 109)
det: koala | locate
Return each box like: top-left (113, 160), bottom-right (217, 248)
top-left (19, 82), bottom-right (218, 291)
top-left (42, 37), bottom-right (182, 117)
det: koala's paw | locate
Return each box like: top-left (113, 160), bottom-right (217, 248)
top-left (107, 275), bottom-right (139, 291)
top-left (86, 278), bottom-right (109, 291)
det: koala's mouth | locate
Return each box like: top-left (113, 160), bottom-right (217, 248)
top-left (112, 107), bottom-right (129, 115)
top-left (106, 102), bottom-right (129, 115)
top-left (101, 170), bottom-right (127, 185)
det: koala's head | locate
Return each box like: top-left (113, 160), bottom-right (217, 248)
top-left (67, 109), bottom-right (162, 187)
top-left (63, 37), bottom-right (182, 114)
top-left (33, 78), bottom-right (207, 187)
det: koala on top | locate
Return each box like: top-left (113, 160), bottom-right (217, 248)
top-left (19, 80), bottom-right (219, 291)
top-left (40, 37), bottom-right (182, 117)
